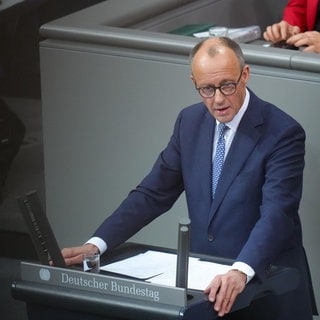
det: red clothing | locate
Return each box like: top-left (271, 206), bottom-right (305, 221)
top-left (283, 0), bottom-right (319, 31)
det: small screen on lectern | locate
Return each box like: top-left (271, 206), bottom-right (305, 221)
top-left (17, 190), bottom-right (66, 268)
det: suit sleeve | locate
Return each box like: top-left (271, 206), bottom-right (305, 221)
top-left (237, 121), bottom-right (306, 279)
top-left (283, 0), bottom-right (308, 31)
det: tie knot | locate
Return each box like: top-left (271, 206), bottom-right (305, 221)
top-left (218, 123), bottom-right (227, 137)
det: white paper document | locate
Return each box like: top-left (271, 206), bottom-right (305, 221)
top-left (101, 250), bottom-right (231, 291)
top-left (101, 251), bottom-right (177, 279)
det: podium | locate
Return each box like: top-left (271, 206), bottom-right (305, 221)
top-left (12, 243), bottom-right (300, 320)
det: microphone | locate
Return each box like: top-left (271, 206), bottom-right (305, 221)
top-left (175, 217), bottom-right (191, 289)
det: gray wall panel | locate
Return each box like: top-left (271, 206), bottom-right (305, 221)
top-left (133, 0), bottom-right (288, 32)
top-left (40, 46), bottom-right (194, 249)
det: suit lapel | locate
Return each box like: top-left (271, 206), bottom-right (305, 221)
top-left (208, 94), bottom-right (265, 224)
top-left (198, 111), bottom-right (215, 202)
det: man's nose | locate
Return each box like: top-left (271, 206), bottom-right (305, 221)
top-left (215, 89), bottom-right (226, 102)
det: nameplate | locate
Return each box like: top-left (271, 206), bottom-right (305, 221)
top-left (20, 262), bottom-right (186, 306)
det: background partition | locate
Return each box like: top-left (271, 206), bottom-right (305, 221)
top-left (39, 0), bottom-right (320, 315)
top-left (132, 0), bottom-right (288, 32)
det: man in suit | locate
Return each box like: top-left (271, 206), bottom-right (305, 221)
top-left (263, 0), bottom-right (320, 53)
top-left (62, 37), bottom-right (317, 319)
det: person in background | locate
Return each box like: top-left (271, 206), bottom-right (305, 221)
top-left (61, 37), bottom-right (317, 319)
top-left (263, 0), bottom-right (320, 53)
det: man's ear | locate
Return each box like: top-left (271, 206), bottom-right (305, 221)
top-left (242, 65), bottom-right (250, 84)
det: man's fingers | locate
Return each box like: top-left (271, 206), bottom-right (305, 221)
top-left (221, 288), bottom-right (239, 315)
top-left (214, 284), bottom-right (232, 315)
top-left (204, 276), bottom-right (221, 302)
top-left (61, 244), bottom-right (99, 266)
top-left (208, 270), bottom-right (246, 317)
top-left (64, 254), bottom-right (83, 266)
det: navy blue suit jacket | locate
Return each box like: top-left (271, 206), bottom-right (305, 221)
top-left (94, 90), bottom-right (316, 318)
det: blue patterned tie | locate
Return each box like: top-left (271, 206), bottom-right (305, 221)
top-left (212, 123), bottom-right (227, 197)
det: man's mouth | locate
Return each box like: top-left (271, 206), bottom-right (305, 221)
top-left (215, 106), bottom-right (229, 113)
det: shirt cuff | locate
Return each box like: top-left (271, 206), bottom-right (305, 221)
top-left (85, 237), bottom-right (107, 255)
top-left (231, 261), bottom-right (255, 284)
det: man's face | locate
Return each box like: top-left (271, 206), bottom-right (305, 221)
top-left (191, 45), bottom-right (249, 123)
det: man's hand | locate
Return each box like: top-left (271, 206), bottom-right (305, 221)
top-left (263, 20), bottom-right (300, 43)
top-left (287, 31), bottom-right (320, 53)
top-left (61, 244), bottom-right (99, 266)
top-left (204, 269), bottom-right (246, 317)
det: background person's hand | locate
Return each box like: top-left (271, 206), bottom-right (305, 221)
top-left (263, 20), bottom-right (300, 43)
top-left (61, 243), bottom-right (99, 266)
top-left (287, 31), bottom-right (320, 53)
top-left (204, 269), bottom-right (246, 317)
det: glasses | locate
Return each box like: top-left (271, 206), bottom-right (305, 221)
top-left (195, 70), bottom-right (243, 98)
